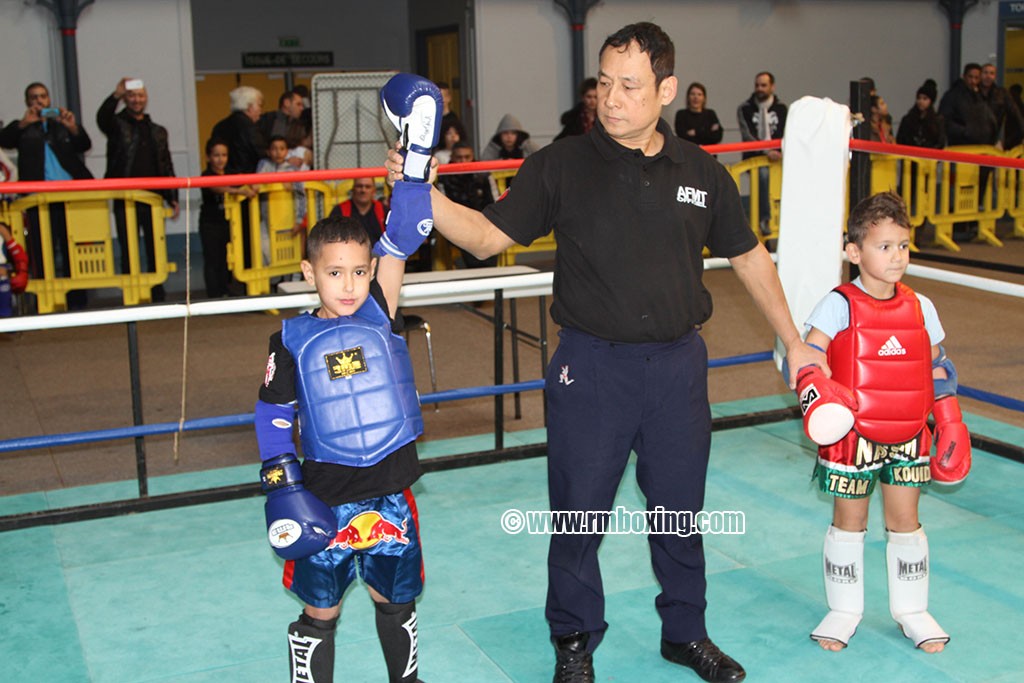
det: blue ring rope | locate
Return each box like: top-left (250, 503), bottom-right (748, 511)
top-left (1, 351), bottom-right (1018, 453)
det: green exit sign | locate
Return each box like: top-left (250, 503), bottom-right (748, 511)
top-left (279, 36), bottom-right (300, 48)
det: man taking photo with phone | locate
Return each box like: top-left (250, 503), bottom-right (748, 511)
top-left (0, 82), bottom-right (93, 309)
top-left (97, 77), bottom-right (179, 302)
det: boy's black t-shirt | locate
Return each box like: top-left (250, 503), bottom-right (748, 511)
top-left (259, 280), bottom-right (422, 506)
top-left (199, 169), bottom-right (229, 227)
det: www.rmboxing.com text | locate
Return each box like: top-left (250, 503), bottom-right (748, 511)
top-left (500, 506), bottom-right (745, 537)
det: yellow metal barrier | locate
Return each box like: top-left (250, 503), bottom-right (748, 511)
top-left (867, 146), bottom-right (1017, 252)
top-left (492, 169), bottom-right (558, 266)
top-left (1001, 145), bottom-right (1024, 239)
top-left (930, 145), bottom-right (1007, 251)
top-left (1, 190), bottom-right (175, 313)
top-left (725, 155), bottom-right (782, 244)
top-left (225, 180), bottom-right (334, 296)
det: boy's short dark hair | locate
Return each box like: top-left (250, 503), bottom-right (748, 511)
top-left (600, 22), bottom-right (674, 87)
top-left (847, 192), bottom-right (911, 246)
top-left (306, 216), bottom-right (371, 263)
top-left (267, 135), bottom-right (288, 148)
top-left (205, 137), bottom-right (228, 155)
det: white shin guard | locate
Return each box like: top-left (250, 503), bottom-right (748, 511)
top-left (810, 525), bottom-right (865, 647)
top-left (886, 527), bottom-right (950, 648)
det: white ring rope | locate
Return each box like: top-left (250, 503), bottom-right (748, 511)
top-left (1, 255), bottom-right (1019, 335)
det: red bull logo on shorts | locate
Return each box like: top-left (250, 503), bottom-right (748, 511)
top-left (329, 510), bottom-right (409, 550)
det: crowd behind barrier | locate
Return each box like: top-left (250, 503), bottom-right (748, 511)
top-left (2, 142), bottom-right (1023, 314)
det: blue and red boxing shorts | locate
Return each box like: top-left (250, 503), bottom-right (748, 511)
top-left (283, 488), bottom-right (424, 607)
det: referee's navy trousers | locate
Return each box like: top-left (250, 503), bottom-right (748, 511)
top-left (545, 326), bottom-right (712, 650)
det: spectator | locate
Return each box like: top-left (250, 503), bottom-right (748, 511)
top-left (256, 135), bottom-right (307, 263)
top-left (896, 80), bottom-right (946, 149)
top-left (433, 118), bottom-right (466, 166)
top-left (938, 63), bottom-right (996, 146)
top-left (1006, 83), bottom-right (1024, 149)
top-left (211, 86), bottom-right (265, 268)
top-left (259, 89), bottom-right (304, 143)
top-left (737, 71), bottom-right (787, 233)
top-left (0, 221), bottom-right (29, 318)
top-left (480, 113), bottom-right (539, 160)
top-left (327, 176), bottom-right (386, 246)
top-left (96, 77), bottom-right (180, 302)
top-left (869, 95), bottom-right (894, 143)
top-left (211, 86), bottom-right (266, 174)
top-left (198, 138), bottom-right (255, 298)
top-left (0, 82), bottom-right (93, 309)
top-left (674, 81), bottom-right (723, 146)
top-left (436, 141), bottom-right (499, 268)
top-left (979, 63), bottom-right (1023, 150)
top-left (555, 77), bottom-right (598, 140)
top-left (737, 71), bottom-right (787, 156)
top-left (292, 83), bottom-right (313, 131)
top-left (437, 81), bottom-right (466, 146)
top-left (285, 118), bottom-right (313, 170)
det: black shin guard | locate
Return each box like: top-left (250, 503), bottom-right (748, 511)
top-left (374, 600), bottom-right (419, 682)
top-left (288, 612), bottom-right (338, 683)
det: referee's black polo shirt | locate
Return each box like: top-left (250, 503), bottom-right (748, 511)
top-left (483, 117), bottom-right (758, 343)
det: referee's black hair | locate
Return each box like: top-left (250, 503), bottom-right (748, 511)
top-left (305, 215), bottom-right (371, 263)
top-left (600, 22), bottom-right (674, 87)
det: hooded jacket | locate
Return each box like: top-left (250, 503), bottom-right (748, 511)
top-left (480, 113), bottom-right (540, 160)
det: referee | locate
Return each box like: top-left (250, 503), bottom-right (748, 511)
top-left (386, 21), bottom-right (825, 683)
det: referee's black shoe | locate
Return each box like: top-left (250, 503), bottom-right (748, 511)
top-left (552, 632), bottom-right (594, 683)
top-left (661, 637), bottom-right (746, 682)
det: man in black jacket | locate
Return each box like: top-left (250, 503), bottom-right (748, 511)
top-left (737, 72), bottom-right (787, 233)
top-left (97, 78), bottom-right (180, 300)
top-left (938, 63), bottom-right (996, 146)
top-left (0, 82), bottom-right (92, 307)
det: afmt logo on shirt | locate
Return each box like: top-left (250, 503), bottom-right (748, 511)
top-left (677, 185), bottom-right (707, 208)
top-left (325, 347), bottom-right (368, 380)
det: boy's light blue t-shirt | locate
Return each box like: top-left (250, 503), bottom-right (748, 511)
top-left (804, 277), bottom-right (945, 345)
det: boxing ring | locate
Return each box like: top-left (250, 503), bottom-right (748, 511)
top-left (1, 112), bottom-right (1023, 536)
top-left (2, 112), bottom-right (1024, 683)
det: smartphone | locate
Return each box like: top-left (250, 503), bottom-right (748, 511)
top-left (125, 79), bottom-right (144, 91)
top-left (40, 107), bottom-right (60, 118)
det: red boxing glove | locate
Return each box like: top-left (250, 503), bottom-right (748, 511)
top-left (931, 396), bottom-right (971, 485)
top-left (796, 366), bottom-right (858, 446)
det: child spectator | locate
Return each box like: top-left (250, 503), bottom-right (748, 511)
top-left (794, 192), bottom-right (971, 654)
top-left (256, 135), bottom-right (307, 262)
top-left (199, 138), bottom-right (255, 298)
top-left (0, 221), bottom-right (29, 317)
top-left (480, 113), bottom-right (539, 160)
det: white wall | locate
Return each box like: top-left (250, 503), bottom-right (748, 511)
top-left (1, 0), bottom-right (199, 235)
top-left (191, 0), bottom-right (410, 72)
top-left (0, 0), bottom-right (1006, 212)
top-left (474, 0), bottom-right (574, 148)
top-left (473, 0), bottom-right (1002, 151)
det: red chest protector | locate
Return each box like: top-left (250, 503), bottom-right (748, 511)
top-left (339, 199), bottom-right (386, 226)
top-left (828, 282), bottom-right (933, 444)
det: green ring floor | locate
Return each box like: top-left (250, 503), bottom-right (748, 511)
top-left (2, 396), bottom-right (1021, 682)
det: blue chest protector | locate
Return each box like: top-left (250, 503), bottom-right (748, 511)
top-left (282, 297), bottom-right (423, 466)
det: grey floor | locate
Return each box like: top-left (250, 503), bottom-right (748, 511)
top-left (2, 396), bottom-right (1022, 682)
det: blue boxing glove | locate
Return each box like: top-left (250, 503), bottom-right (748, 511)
top-left (374, 181), bottom-right (433, 260)
top-left (260, 454), bottom-right (335, 560)
top-left (380, 73), bottom-right (443, 182)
